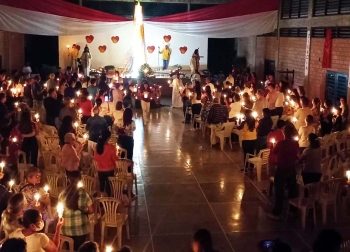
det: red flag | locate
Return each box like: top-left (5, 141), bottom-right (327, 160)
top-left (322, 28), bottom-right (332, 68)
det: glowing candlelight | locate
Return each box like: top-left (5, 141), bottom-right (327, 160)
top-left (34, 193), bottom-right (40, 206)
top-left (332, 108), bottom-right (337, 114)
top-left (286, 95), bottom-right (290, 100)
top-left (12, 137), bottom-right (17, 143)
top-left (251, 96), bottom-right (256, 101)
top-left (71, 99), bottom-right (74, 103)
top-left (66, 45), bottom-right (70, 49)
top-left (228, 86), bottom-right (232, 89)
top-left (106, 246), bottom-right (113, 252)
top-left (241, 101), bottom-right (245, 106)
top-left (88, 95), bottom-right (92, 100)
top-left (34, 113), bottom-right (39, 121)
top-left (168, 80), bottom-right (171, 84)
top-left (189, 92), bottom-right (192, 97)
top-left (9, 180), bottom-right (14, 192)
top-left (291, 100), bottom-right (295, 106)
top-left (108, 83), bottom-right (113, 89)
top-left (270, 138), bottom-right (276, 144)
top-left (56, 86), bottom-right (59, 90)
top-left (8, 80), bottom-right (12, 85)
top-left (287, 89), bottom-right (291, 94)
top-left (78, 109), bottom-right (82, 114)
top-left (83, 133), bottom-right (88, 140)
top-left (77, 181), bottom-right (83, 188)
top-left (0, 161), bottom-right (4, 172)
top-left (123, 90), bottom-right (126, 95)
top-left (294, 136), bottom-right (299, 141)
top-left (292, 117), bottom-right (297, 123)
top-left (44, 185), bottom-right (49, 194)
top-left (224, 94), bottom-right (227, 98)
top-left (133, 87), bottom-right (137, 92)
top-left (44, 83), bottom-right (47, 88)
top-left (144, 93), bottom-right (148, 98)
top-left (179, 86), bottom-right (183, 91)
top-left (346, 170), bottom-right (350, 182)
top-left (239, 92), bottom-right (243, 96)
top-left (76, 91), bottom-right (81, 97)
top-left (252, 111), bottom-right (258, 118)
top-left (202, 86), bottom-right (205, 91)
top-left (57, 202), bottom-right (64, 218)
top-left (74, 121), bottom-right (79, 129)
top-left (285, 102), bottom-right (289, 106)
top-left (14, 102), bottom-right (18, 107)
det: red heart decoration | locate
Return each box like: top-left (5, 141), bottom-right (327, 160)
top-left (163, 35), bottom-right (171, 42)
top-left (179, 46), bottom-right (187, 54)
top-left (76, 45), bottom-right (81, 51)
top-left (111, 36), bottom-right (120, 44)
top-left (98, 45), bottom-right (107, 53)
top-left (85, 35), bottom-right (94, 43)
top-left (147, 46), bottom-right (155, 53)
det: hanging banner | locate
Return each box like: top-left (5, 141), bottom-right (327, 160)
top-left (304, 30), bottom-right (311, 76)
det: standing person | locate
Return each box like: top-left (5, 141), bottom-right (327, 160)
top-left (86, 107), bottom-right (109, 156)
top-left (140, 82), bottom-right (152, 126)
top-left (256, 108), bottom-right (273, 154)
top-left (191, 81), bottom-right (202, 130)
top-left (340, 96), bottom-right (349, 125)
top-left (117, 108), bottom-right (136, 160)
top-left (225, 73), bottom-right (234, 86)
top-left (94, 130), bottom-right (117, 196)
top-left (123, 84), bottom-right (132, 108)
top-left (181, 83), bottom-right (192, 121)
top-left (80, 45), bottom-right (92, 77)
top-left (0, 93), bottom-right (16, 154)
top-left (22, 62), bottom-right (32, 79)
top-left (299, 133), bottom-right (322, 185)
top-left (252, 89), bottom-right (267, 118)
top-left (58, 116), bottom-right (76, 147)
top-left (61, 133), bottom-right (84, 177)
top-left (59, 170), bottom-right (94, 251)
top-left (18, 111), bottom-right (39, 167)
top-left (266, 83), bottom-right (278, 111)
top-left (190, 49), bottom-right (200, 74)
top-left (311, 97), bottom-right (321, 122)
top-left (298, 115), bottom-right (315, 154)
top-left (32, 75), bottom-right (46, 113)
top-left (78, 91), bottom-right (93, 124)
top-left (112, 83), bottom-right (124, 108)
top-left (46, 73), bottom-right (56, 90)
top-left (267, 124), bottom-right (299, 220)
top-left (64, 80), bottom-right (76, 99)
top-left (159, 45), bottom-right (171, 70)
top-left (59, 97), bottom-right (78, 126)
top-left (267, 120), bottom-right (286, 176)
top-left (274, 85), bottom-right (285, 117)
top-left (226, 93), bottom-right (241, 122)
top-left (237, 109), bottom-right (257, 172)
top-left (205, 77), bottom-right (215, 95)
top-left (23, 78), bottom-right (34, 108)
top-left (294, 97), bottom-right (313, 130)
top-left (170, 74), bottom-right (183, 108)
top-left (200, 86), bottom-right (213, 125)
top-left (112, 101), bottom-right (124, 128)
top-left (87, 78), bottom-right (98, 105)
top-left (44, 88), bottom-right (60, 128)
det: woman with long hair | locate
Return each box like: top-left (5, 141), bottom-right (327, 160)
top-left (237, 109), bottom-right (257, 172)
top-left (1, 193), bottom-right (25, 240)
top-left (112, 101), bottom-right (124, 128)
top-left (191, 229), bottom-right (215, 252)
top-left (61, 133), bottom-right (84, 177)
top-left (117, 108), bottom-right (136, 160)
top-left (94, 130), bottom-right (117, 196)
top-left (190, 49), bottom-right (200, 75)
top-left (96, 89), bottom-right (106, 103)
top-left (79, 90), bottom-right (93, 124)
top-left (58, 116), bottom-right (76, 146)
top-left (59, 170), bottom-right (94, 251)
top-left (18, 111), bottom-right (39, 166)
top-left (191, 81), bottom-right (202, 130)
top-left (140, 82), bottom-right (152, 126)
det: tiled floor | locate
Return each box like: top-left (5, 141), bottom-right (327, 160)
top-left (104, 107), bottom-right (350, 252)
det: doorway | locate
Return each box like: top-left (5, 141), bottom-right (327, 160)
top-left (208, 38), bottom-right (236, 75)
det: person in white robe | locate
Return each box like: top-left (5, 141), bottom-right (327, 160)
top-left (80, 45), bottom-right (92, 77)
top-left (170, 74), bottom-right (184, 108)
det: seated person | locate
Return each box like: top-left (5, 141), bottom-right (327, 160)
top-left (1, 193), bottom-right (25, 240)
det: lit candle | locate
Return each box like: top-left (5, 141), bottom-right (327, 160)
top-left (346, 170), bottom-right (350, 182)
top-left (224, 94), bottom-right (227, 98)
top-left (285, 101), bottom-right (289, 106)
top-left (189, 92), bottom-right (192, 97)
top-left (34, 193), bottom-right (40, 206)
top-left (0, 162), bottom-right (4, 173)
top-left (56, 86), bottom-right (59, 90)
top-left (8, 80), bottom-right (12, 85)
top-left (57, 202), bottom-right (64, 218)
top-left (179, 86), bottom-right (183, 91)
top-left (202, 87), bottom-right (205, 91)
top-left (14, 102), bottom-right (18, 107)
top-left (74, 121), bottom-right (79, 130)
top-left (239, 92), bottom-right (243, 96)
top-left (291, 100), bottom-right (295, 106)
top-left (332, 108), bottom-right (337, 114)
top-left (108, 83), bottom-right (113, 89)
top-left (287, 89), bottom-right (291, 94)
top-left (106, 246), bottom-right (113, 252)
top-left (77, 181), bottom-right (83, 188)
top-left (123, 90), bottom-right (126, 95)
top-left (76, 91), bottom-right (81, 97)
top-left (133, 87), bottom-right (137, 92)
top-left (9, 180), bottom-right (14, 192)
top-left (144, 92), bottom-right (148, 98)
top-left (241, 101), bottom-right (245, 106)
top-left (12, 137), bottom-right (17, 143)
top-left (286, 95), bottom-right (290, 100)
top-left (34, 113), bottom-right (39, 121)
top-left (168, 80), bottom-right (171, 84)
top-left (294, 136), bottom-right (299, 141)
top-left (292, 117), bottom-right (297, 123)
top-left (251, 96), bottom-right (256, 101)
top-left (66, 45), bottom-right (70, 49)
top-left (228, 86), bottom-right (232, 89)
top-left (44, 83), bottom-right (47, 88)
top-left (71, 99), bottom-right (75, 104)
top-left (78, 109), bottom-right (82, 114)
top-left (83, 133), bottom-right (88, 140)
top-left (44, 185), bottom-right (49, 194)
top-left (252, 111), bottom-right (258, 118)
top-left (88, 95), bottom-right (92, 100)
top-left (270, 138), bottom-right (276, 144)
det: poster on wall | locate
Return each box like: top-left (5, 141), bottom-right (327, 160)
top-left (304, 30), bottom-right (311, 76)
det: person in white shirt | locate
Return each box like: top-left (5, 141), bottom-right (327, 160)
top-left (252, 89), bottom-right (267, 118)
top-left (294, 97), bottom-right (313, 130)
top-left (298, 115), bottom-right (315, 153)
top-left (242, 83), bottom-right (253, 97)
top-left (22, 63), bottom-right (32, 79)
top-left (225, 73), bottom-right (234, 86)
top-left (170, 74), bottom-right (184, 108)
top-left (10, 209), bottom-right (63, 252)
top-left (266, 83), bottom-right (278, 110)
top-left (226, 93), bottom-right (242, 121)
top-left (274, 85), bottom-right (285, 117)
top-left (205, 77), bottom-right (215, 94)
top-left (112, 101), bottom-right (124, 128)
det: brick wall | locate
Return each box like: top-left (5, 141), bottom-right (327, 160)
top-left (0, 31), bottom-right (25, 72)
top-left (265, 37), bottom-right (278, 61)
top-left (237, 36), bottom-right (256, 72)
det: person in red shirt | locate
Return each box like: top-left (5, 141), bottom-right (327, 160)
top-left (78, 91), bottom-right (93, 124)
top-left (93, 130), bottom-right (117, 196)
top-left (266, 120), bottom-right (286, 173)
top-left (267, 124), bottom-right (299, 220)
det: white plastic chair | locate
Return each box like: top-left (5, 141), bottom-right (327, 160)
top-left (318, 178), bottom-right (343, 225)
top-left (286, 182), bottom-right (320, 229)
top-left (116, 159), bottom-right (138, 198)
top-left (231, 128), bottom-right (242, 147)
top-left (99, 197), bottom-right (130, 249)
top-left (324, 154), bottom-right (338, 181)
top-left (336, 130), bottom-right (349, 151)
top-left (245, 149), bottom-right (270, 181)
top-left (81, 175), bottom-right (98, 196)
top-left (45, 172), bottom-right (65, 199)
top-left (214, 122), bottom-right (235, 150)
top-left (117, 147), bottom-right (128, 159)
top-left (271, 116), bottom-right (279, 130)
top-left (17, 151), bottom-right (27, 183)
top-left (48, 234), bottom-right (74, 252)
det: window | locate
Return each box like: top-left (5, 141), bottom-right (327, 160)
top-left (280, 28), bottom-right (308, 37)
top-left (326, 71), bottom-right (348, 106)
top-left (314, 0), bottom-right (350, 16)
top-left (281, 0), bottom-right (309, 19)
top-left (258, 29), bottom-right (278, 37)
top-left (312, 27), bottom-right (350, 38)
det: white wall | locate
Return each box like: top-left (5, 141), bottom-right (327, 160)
top-left (59, 23), bottom-right (208, 72)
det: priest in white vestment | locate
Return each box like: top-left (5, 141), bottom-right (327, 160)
top-left (170, 74), bottom-right (184, 108)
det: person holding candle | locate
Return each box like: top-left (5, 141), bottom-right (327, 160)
top-left (61, 133), bottom-right (84, 177)
top-left (31, 75), bottom-right (46, 111)
top-left (18, 111), bottom-right (39, 167)
top-left (59, 98), bottom-right (78, 127)
top-left (94, 130), bottom-right (117, 196)
top-left (298, 115), bottom-right (315, 154)
top-left (78, 90), bottom-right (93, 124)
top-left (58, 116), bottom-right (76, 146)
top-left (58, 170), bottom-right (94, 251)
top-left (298, 133), bottom-right (322, 185)
top-left (0, 93), bottom-right (17, 155)
top-left (340, 96), bottom-right (349, 125)
top-left (44, 88), bottom-right (61, 128)
top-left (86, 78), bottom-right (98, 105)
top-left (140, 82), bottom-right (152, 126)
top-left (311, 97), bottom-right (321, 122)
top-left (122, 84), bottom-right (132, 109)
top-left (332, 107), bottom-right (344, 132)
top-left (226, 93), bottom-right (241, 123)
top-left (20, 167), bottom-right (53, 224)
top-left (293, 97), bottom-right (313, 131)
top-left (46, 73), bottom-right (56, 90)
top-left (181, 82), bottom-right (192, 121)
top-left (320, 99), bottom-right (333, 136)
top-left (255, 108), bottom-right (273, 154)
top-left (241, 92), bottom-right (253, 110)
top-left (170, 74), bottom-right (184, 108)
top-left (191, 81), bottom-right (202, 130)
top-left (112, 101), bottom-right (124, 129)
top-left (117, 108), bottom-right (135, 160)
top-left (1, 193), bottom-right (25, 240)
top-left (267, 124), bottom-right (299, 220)
top-left (64, 80), bottom-right (76, 99)
top-left (23, 78), bottom-right (34, 108)
top-left (266, 84), bottom-right (278, 111)
top-left (252, 89), bottom-right (267, 119)
top-left (9, 209), bottom-right (63, 252)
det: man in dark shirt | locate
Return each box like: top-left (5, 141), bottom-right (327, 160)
top-left (0, 93), bottom-right (16, 154)
top-left (256, 108), bottom-right (273, 153)
top-left (86, 107), bottom-right (109, 156)
top-left (32, 75), bottom-right (46, 108)
top-left (207, 98), bottom-right (225, 146)
top-left (64, 80), bottom-right (76, 99)
top-left (23, 78), bottom-right (34, 108)
top-left (44, 88), bottom-right (61, 128)
top-left (267, 124), bottom-right (299, 220)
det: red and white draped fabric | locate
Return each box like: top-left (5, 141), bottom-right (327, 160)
top-left (0, 0), bottom-right (131, 35)
top-left (145, 0), bottom-right (279, 38)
